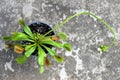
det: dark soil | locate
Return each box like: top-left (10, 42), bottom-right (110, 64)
top-left (28, 22), bottom-right (54, 36)
top-left (24, 22), bottom-right (55, 56)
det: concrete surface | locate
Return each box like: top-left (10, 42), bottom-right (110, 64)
top-left (0, 0), bottom-right (120, 80)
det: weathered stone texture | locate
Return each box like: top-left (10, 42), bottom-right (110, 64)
top-left (0, 0), bottom-right (120, 80)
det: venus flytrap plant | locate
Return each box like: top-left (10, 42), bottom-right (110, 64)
top-left (3, 19), bottom-right (71, 74)
top-left (2, 11), bottom-right (116, 74)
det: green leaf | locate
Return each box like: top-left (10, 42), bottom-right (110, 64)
top-left (2, 36), bottom-right (12, 41)
top-left (11, 32), bottom-right (34, 42)
top-left (54, 55), bottom-right (64, 63)
top-left (18, 19), bottom-right (26, 27)
top-left (57, 32), bottom-right (67, 40)
top-left (23, 26), bottom-right (33, 38)
top-left (25, 45), bottom-right (36, 57)
top-left (18, 19), bottom-right (33, 38)
top-left (11, 32), bottom-right (28, 40)
top-left (63, 43), bottom-right (71, 51)
top-left (15, 55), bottom-right (28, 64)
top-left (38, 45), bottom-right (46, 65)
top-left (41, 38), bottom-right (62, 48)
top-left (40, 66), bottom-right (45, 74)
top-left (42, 45), bottom-right (56, 56)
top-left (25, 44), bottom-right (35, 51)
top-left (2, 32), bottom-right (34, 42)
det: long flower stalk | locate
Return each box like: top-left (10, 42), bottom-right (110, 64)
top-left (44, 11), bottom-right (117, 52)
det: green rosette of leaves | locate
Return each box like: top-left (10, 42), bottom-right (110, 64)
top-left (3, 19), bottom-right (71, 74)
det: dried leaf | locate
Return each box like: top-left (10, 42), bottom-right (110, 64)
top-left (51, 35), bottom-right (59, 41)
top-left (14, 45), bottom-right (24, 54)
top-left (45, 58), bottom-right (50, 67)
top-left (5, 43), bottom-right (13, 49)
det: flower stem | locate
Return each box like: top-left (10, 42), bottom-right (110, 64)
top-left (44, 11), bottom-right (116, 51)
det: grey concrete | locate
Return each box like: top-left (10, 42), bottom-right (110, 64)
top-left (0, 0), bottom-right (120, 80)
